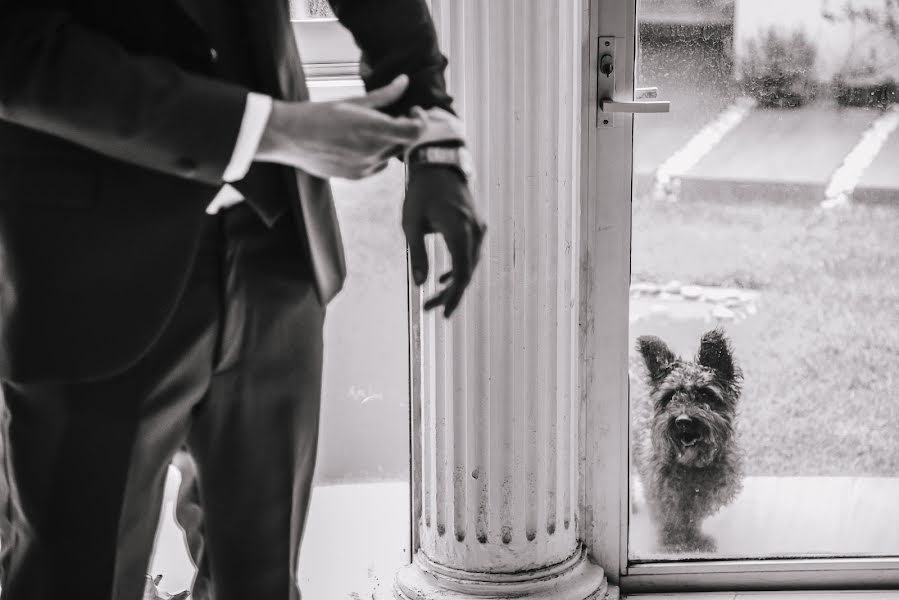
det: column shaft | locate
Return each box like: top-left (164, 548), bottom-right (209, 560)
top-left (395, 2), bottom-right (614, 598)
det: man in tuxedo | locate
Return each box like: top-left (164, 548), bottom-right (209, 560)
top-left (0, 0), bottom-right (485, 598)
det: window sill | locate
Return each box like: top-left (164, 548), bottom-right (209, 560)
top-left (627, 593), bottom-right (899, 599)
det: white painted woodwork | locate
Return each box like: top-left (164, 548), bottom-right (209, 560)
top-left (582, 0), bottom-right (635, 585)
top-left (393, 1), bottom-right (614, 598)
top-left (587, 0), bottom-right (899, 592)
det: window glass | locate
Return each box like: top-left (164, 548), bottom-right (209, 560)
top-left (629, 0), bottom-right (899, 560)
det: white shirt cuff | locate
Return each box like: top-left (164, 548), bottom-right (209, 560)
top-left (221, 92), bottom-right (274, 183)
top-left (406, 107), bottom-right (467, 157)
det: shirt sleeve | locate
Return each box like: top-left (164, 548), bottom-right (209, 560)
top-left (221, 92), bottom-right (274, 183)
top-left (0, 8), bottom-right (250, 185)
top-left (404, 107), bottom-right (467, 158)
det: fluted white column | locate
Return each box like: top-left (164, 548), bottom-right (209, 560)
top-left (393, 2), bottom-right (613, 598)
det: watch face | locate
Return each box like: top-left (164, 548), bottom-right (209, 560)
top-left (413, 146), bottom-right (474, 179)
top-left (425, 147), bottom-right (458, 162)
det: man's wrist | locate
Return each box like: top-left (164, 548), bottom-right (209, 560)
top-left (406, 107), bottom-right (466, 150)
top-left (255, 99), bottom-right (292, 164)
top-left (222, 92), bottom-right (274, 182)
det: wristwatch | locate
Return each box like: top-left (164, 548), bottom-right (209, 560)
top-left (407, 144), bottom-right (475, 182)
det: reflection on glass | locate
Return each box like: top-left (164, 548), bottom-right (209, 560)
top-left (629, 0), bottom-right (899, 560)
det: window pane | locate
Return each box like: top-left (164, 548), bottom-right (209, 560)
top-left (629, 0), bottom-right (899, 561)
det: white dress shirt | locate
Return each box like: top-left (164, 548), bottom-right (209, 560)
top-left (206, 92), bottom-right (273, 214)
top-left (206, 93), bottom-right (468, 215)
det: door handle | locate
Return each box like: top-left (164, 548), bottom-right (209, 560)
top-left (596, 35), bottom-right (671, 127)
top-left (599, 79), bottom-right (671, 113)
top-left (600, 98), bottom-right (671, 113)
top-left (601, 86), bottom-right (670, 113)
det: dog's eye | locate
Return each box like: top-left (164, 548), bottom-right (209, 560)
top-left (657, 391), bottom-right (675, 408)
top-left (698, 388), bottom-right (721, 405)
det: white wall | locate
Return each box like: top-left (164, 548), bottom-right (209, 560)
top-left (734, 0), bottom-right (899, 82)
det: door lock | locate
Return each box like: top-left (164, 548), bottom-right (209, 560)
top-left (600, 54), bottom-right (614, 77)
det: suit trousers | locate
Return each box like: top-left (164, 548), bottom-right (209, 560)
top-left (0, 201), bottom-right (325, 600)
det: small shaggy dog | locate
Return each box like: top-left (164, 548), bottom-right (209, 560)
top-left (631, 328), bottom-right (744, 553)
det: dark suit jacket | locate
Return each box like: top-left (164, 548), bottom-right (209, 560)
top-left (0, 0), bottom-right (454, 384)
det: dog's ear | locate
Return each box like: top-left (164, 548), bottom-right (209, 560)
top-left (697, 328), bottom-right (737, 382)
top-left (636, 336), bottom-right (676, 384)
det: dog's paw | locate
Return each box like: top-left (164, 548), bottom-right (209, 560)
top-left (687, 531), bottom-right (717, 553)
top-left (660, 531), bottom-right (717, 554)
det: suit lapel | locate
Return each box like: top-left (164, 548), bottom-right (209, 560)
top-left (177, 0), bottom-right (345, 300)
top-left (236, 0), bottom-right (307, 101)
top-left (237, 0), bottom-right (346, 302)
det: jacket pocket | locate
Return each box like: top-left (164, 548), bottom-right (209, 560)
top-left (0, 161), bottom-right (98, 208)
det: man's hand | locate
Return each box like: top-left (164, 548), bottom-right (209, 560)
top-left (255, 75), bottom-right (425, 179)
top-left (404, 165), bottom-right (486, 318)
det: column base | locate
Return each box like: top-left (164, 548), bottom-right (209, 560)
top-left (387, 548), bottom-right (618, 600)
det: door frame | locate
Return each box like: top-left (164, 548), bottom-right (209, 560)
top-left (298, 3), bottom-right (899, 593)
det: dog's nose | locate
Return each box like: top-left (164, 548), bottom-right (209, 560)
top-left (675, 414), bottom-right (691, 426)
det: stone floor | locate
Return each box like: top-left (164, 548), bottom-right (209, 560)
top-left (148, 469), bottom-right (409, 598)
top-left (148, 471), bottom-right (899, 598)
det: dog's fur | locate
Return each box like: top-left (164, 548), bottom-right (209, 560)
top-left (631, 328), bottom-right (744, 553)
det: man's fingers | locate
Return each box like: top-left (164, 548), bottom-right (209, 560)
top-left (362, 112), bottom-right (425, 146)
top-left (425, 218), bottom-right (486, 317)
top-left (472, 221), bottom-right (487, 271)
top-left (407, 228), bottom-right (429, 286)
top-left (362, 160), bottom-right (391, 178)
top-left (343, 76), bottom-right (425, 144)
top-left (423, 288), bottom-right (449, 311)
top-left (349, 74), bottom-right (410, 109)
top-left (375, 143), bottom-right (406, 162)
top-left (440, 227), bottom-right (476, 317)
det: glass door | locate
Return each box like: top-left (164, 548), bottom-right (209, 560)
top-left (586, 0), bottom-right (899, 591)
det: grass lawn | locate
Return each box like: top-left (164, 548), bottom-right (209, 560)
top-left (631, 197), bottom-right (899, 476)
top-left (324, 166), bottom-right (899, 479)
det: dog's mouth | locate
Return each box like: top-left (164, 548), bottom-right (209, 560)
top-left (674, 419), bottom-right (704, 448)
top-left (679, 433), bottom-right (702, 447)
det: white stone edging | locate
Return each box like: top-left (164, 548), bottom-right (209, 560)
top-left (652, 97), bottom-right (757, 202)
top-left (821, 104), bottom-right (899, 210)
